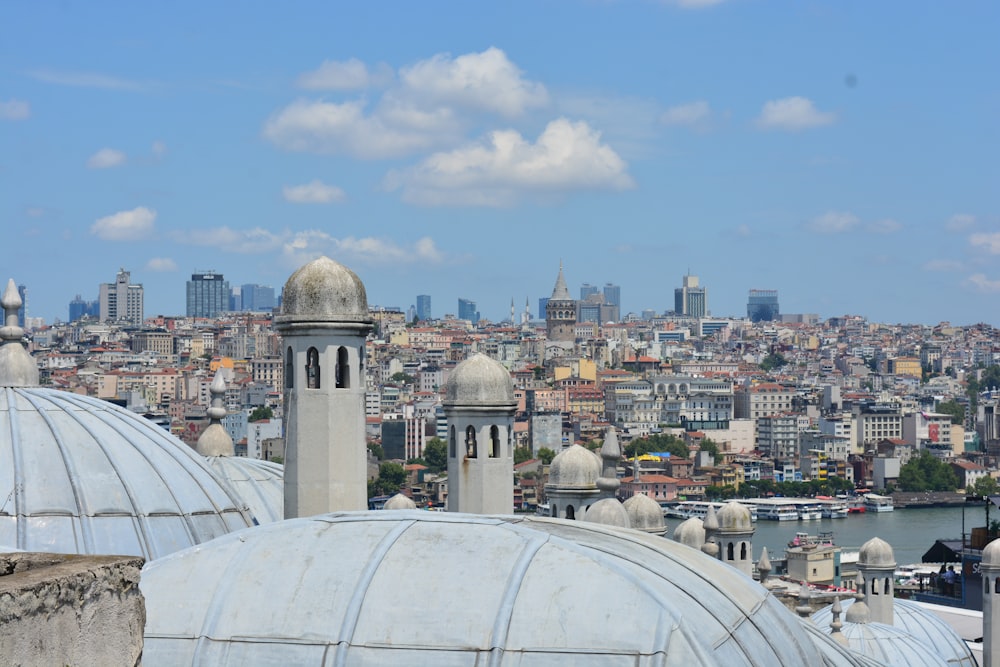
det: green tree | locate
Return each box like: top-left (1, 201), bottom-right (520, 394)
top-left (537, 447), bottom-right (556, 465)
top-left (971, 475), bottom-right (1000, 497)
top-left (373, 461), bottom-right (407, 496)
top-left (249, 406), bottom-right (273, 422)
top-left (760, 353), bottom-right (787, 372)
top-left (514, 446), bottom-right (534, 464)
top-left (390, 371), bottom-right (415, 385)
top-left (583, 440), bottom-right (601, 451)
top-left (936, 400), bottom-right (966, 425)
top-left (897, 451), bottom-right (960, 492)
top-left (624, 433), bottom-right (688, 459)
top-left (700, 438), bottom-right (721, 465)
top-left (423, 438), bottom-right (447, 473)
top-left (367, 442), bottom-right (385, 461)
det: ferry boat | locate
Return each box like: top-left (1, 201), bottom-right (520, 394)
top-left (662, 500), bottom-right (758, 522)
top-left (820, 501), bottom-right (849, 518)
top-left (797, 501), bottom-right (823, 521)
top-left (742, 498), bottom-right (799, 521)
top-left (863, 493), bottom-right (895, 512)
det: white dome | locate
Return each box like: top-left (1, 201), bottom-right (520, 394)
top-left (277, 256), bottom-right (369, 321)
top-left (624, 493), bottom-right (666, 534)
top-left (444, 354), bottom-right (516, 407)
top-left (717, 501), bottom-right (753, 532)
top-left (984, 538), bottom-right (1000, 567)
top-left (383, 493), bottom-right (417, 510)
top-left (833, 620), bottom-right (949, 667)
top-left (142, 511), bottom-right (837, 666)
top-left (205, 457), bottom-right (284, 524)
top-left (859, 537), bottom-right (895, 567)
top-left (547, 445), bottom-right (601, 488)
top-left (582, 497), bottom-right (630, 528)
top-left (673, 517), bottom-right (706, 548)
top-left (0, 387), bottom-right (254, 559)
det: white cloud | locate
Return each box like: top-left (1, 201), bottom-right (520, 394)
top-left (868, 218), bottom-right (902, 234)
top-left (28, 68), bottom-right (150, 91)
top-left (90, 206), bottom-right (156, 241)
top-left (806, 211), bottom-right (859, 234)
top-left (0, 99), bottom-right (30, 120)
top-left (966, 273), bottom-right (1000, 293)
top-left (970, 232), bottom-right (1000, 255)
top-left (297, 58), bottom-right (392, 90)
top-left (946, 213), bottom-right (976, 231)
top-left (145, 257), bottom-right (177, 272)
top-left (87, 148), bottom-right (127, 169)
top-left (922, 259), bottom-right (963, 272)
top-left (283, 180), bottom-right (346, 204)
top-left (756, 96), bottom-right (836, 131)
top-left (386, 118), bottom-right (634, 206)
top-left (399, 47), bottom-right (548, 117)
top-left (169, 226), bottom-right (284, 254)
top-left (660, 100), bottom-right (711, 126)
top-left (151, 141), bottom-right (167, 158)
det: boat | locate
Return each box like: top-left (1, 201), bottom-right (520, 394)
top-left (820, 500), bottom-right (849, 519)
top-left (845, 497), bottom-right (866, 513)
top-left (798, 501), bottom-right (823, 521)
top-left (864, 493), bottom-right (895, 512)
top-left (662, 500), bottom-right (758, 522)
top-left (743, 498), bottom-right (799, 521)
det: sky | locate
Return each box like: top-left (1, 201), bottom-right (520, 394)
top-left (1, 1), bottom-right (998, 326)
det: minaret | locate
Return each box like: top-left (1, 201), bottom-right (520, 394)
top-left (522, 297), bottom-right (531, 325)
top-left (983, 539), bottom-right (1000, 667)
top-left (716, 502), bottom-right (755, 577)
top-left (857, 537), bottom-right (896, 625)
top-left (510, 298), bottom-right (515, 324)
top-left (0, 279), bottom-right (39, 386)
top-left (444, 353), bottom-right (517, 514)
top-left (275, 256), bottom-right (373, 518)
top-left (196, 369), bottom-right (234, 456)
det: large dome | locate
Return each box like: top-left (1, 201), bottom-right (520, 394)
top-left (0, 387), bottom-right (254, 559)
top-left (142, 511), bottom-right (840, 666)
top-left (547, 444), bottom-right (601, 488)
top-left (277, 256), bottom-right (369, 321)
top-left (443, 353), bottom-right (516, 407)
top-left (205, 457), bottom-right (284, 524)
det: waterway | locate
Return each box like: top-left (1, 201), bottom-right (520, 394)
top-left (736, 504), bottom-right (992, 566)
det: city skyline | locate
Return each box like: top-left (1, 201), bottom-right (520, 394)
top-left (2, 2), bottom-right (997, 325)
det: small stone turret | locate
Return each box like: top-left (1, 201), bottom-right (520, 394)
top-left (858, 536), bottom-right (896, 625)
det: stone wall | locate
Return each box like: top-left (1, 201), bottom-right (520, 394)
top-left (0, 552), bottom-right (145, 666)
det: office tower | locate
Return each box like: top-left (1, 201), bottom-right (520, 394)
top-left (538, 297), bottom-right (549, 320)
top-left (230, 287), bottom-right (242, 312)
top-left (241, 284), bottom-right (276, 312)
top-left (416, 294), bottom-right (432, 321)
top-left (579, 283), bottom-right (599, 301)
top-left (603, 283), bottom-right (621, 322)
top-left (674, 274), bottom-right (707, 318)
top-left (99, 268), bottom-right (144, 324)
top-left (747, 289), bottom-right (780, 322)
top-left (69, 295), bottom-right (91, 322)
top-left (457, 298), bottom-right (479, 323)
top-left (187, 270), bottom-right (230, 318)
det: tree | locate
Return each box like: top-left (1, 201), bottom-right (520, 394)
top-left (759, 353), bottom-right (787, 372)
top-left (537, 447), bottom-right (556, 465)
top-left (367, 442), bottom-right (384, 461)
top-left (249, 406), bottom-right (273, 422)
top-left (371, 461), bottom-right (407, 496)
top-left (514, 446), bottom-right (534, 464)
top-left (423, 438), bottom-right (447, 473)
top-left (897, 451), bottom-right (960, 492)
top-left (624, 433), bottom-right (688, 460)
top-left (699, 438), bottom-right (721, 465)
top-left (971, 475), bottom-right (1000, 497)
top-left (390, 371), bottom-right (415, 385)
top-left (936, 400), bottom-right (966, 425)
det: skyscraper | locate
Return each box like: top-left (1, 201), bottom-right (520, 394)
top-left (579, 283), bottom-right (599, 301)
top-left (603, 283), bottom-right (621, 322)
top-left (240, 284), bottom-right (276, 312)
top-left (416, 294), bottom-right (432, 321)
top-left (457, 298), bottom-right (479, 323)
top-left (747, 289), bottom-right (780, 322)
top-left (99, 269), bottom-right (144, 324)
top-left (187, 271), bottom-right (230, 318)
top-left (674, 274), bottom-right (707, 318)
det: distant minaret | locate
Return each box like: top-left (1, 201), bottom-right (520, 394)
top-left (510, 298), bottom-right (515, 324)
top-left (857, 537), bottom-right (896, 625)
top-left (522, 297), bottom-right (531, 325)
top-left (983, 539), bottom-right (1000, 667)
top-left (275, 256), bottom-right (373, 518)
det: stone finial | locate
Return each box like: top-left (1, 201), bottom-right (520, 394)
top-left (0, 279), bottom-right (39, 387)
top-left (796, 584), bottom-right (812, 619)
top-left (196, 369), bottom-right (234, 457)
top-left (596, 427), bottom-right (621, 498)
top-left (757, 546), bottom-right (772, 584)
top-left (830, 596), bottom-right (848, 646)
top-left (701, 504), bottom-right (720, 557)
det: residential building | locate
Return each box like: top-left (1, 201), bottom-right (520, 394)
top-left (756, 414), bottom-right (799, 461)
top-left (733, 383), bottom-right (796, 420)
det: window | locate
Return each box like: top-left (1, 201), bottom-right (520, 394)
top-left (285, 347), bottom-right (294, 388)
top-left (306, 347), bottom-right (320, 389)
top-left (490, 425), bottom-right (500, 458)
top-left (336, 346), bottom-right (350, 388)
top-left (566, 505), bottom-right (575, 520)
top-left (450, 425), bottom-right (456, 458)
top-left (465, 425), bottom-right (477, 458)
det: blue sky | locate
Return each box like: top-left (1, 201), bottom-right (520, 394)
top-left (2, 1), bottom-right (997, 325)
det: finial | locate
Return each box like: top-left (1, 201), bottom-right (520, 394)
top-left (701, 504), bottom-right (720, 557)
top-left (0, 278), bottom-right (39, 387)
top-left (796, 583), bottom-right (812, 619)
top-left (757, 546), bottom-right (772, 584)
top-left (196, 369), bottom-right (235, 456)
top-left (829, 596), bottom-right (848, 645)
top-left (596, 427), bottom-right (621, 498)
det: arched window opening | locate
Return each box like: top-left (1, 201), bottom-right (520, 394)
top-left (285, 347), bottom-right (294, 389)
top-left (884, 578), bottom-right (890, 594)
top-left (358, 345), bottom-right (365, 371)
top-left (449, 425), bottom-right (456, 458)
top-left (490, 425), bottom-right (500, 458)
top-left (727, 543), bottom-right (734, 560)
top-left (550, 504), bottom-right (557, 518)
top-left (985, 577), bottom-right (990, 595)
top-left (740, 543), bottom-right (747, 560)
top-left (566, 505), bottom-right (575, 520)
top-left (871, 577), bottom-right (878, 596)
top-left (336, 346), bottom-right (350, 388)
top-left (995, 577), bottom-right (1000, 594)
top-left (465, 426), bottom-right (477, 458)
top-left (306, 347), bottom-right (321, 389)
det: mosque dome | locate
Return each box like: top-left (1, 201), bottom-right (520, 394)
top-left (383, 493), bottom-right (417, 510)
top-left (859, 536), bottom-right (895, 567)
top-left (142, 511), bottom-right (844, 666)
top-left (0, 388), bottom-right (254, 559)
top-left (624, 493), bottom-right (666, 534)
top-left (831, 618), bottom-right (949, 667)
top-left (547, 444), bottom-right (601, 489)
top-left (717, 501), bottom-right (753, 532)
top-left (443, 353), bottom-right (516, 407)
top-left (984, 537), bottom-right (1000, 567)
top-left (813, 597), bottom-right (976, 667)
top-left (798, 619), bottom-right (889, 667)
top-left (582, 497), bottom-right (630, 528)
top-left (277, 256), bottom-right (369, 322)
top-left (672, 517), bottom-right (705, 548)
top-left (204, 457), bottom-right (284, 524)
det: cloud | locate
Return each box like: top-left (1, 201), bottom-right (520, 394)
top-left (169, 226), bottom-right (284, 254)
top-left (736, 224), bottom-right (752, 237)
top-left (145, 257), bottom-right (178, 272)
top-left (0, 99), bottom-right (30, 120)
top-left (386, 118), bottom-right (634, 206)
top-left (868, 218), bottom-right (902, 234)
top-left (151, 141), bottom-right (167, 158)
top-left (90, 206), bottom-right (156, 241)
top-left (27, 68), bottom-right (151, 91)
top-left (283, 180), bottom-right (346, 204)
top-left (922, 259), bottom-right (963, 272)
top-left (297, 58), bottom-right (392, 90)
top-left (87, 148), bottom-right (126, 169)
top-left (970, 232), bottom-right (1000, 255)
top-left (660, 100), bottom-right (711, 126)
top-left (806, 211), bottom-right (859, 234)
top-left (966, 273), bottom-right (1000, 293)
top-left (946, 213), bottom-right (976, 231)
top-left (756, 96), bottom-right (836, 131)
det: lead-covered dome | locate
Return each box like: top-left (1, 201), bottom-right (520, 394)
top-left (443, 353), bottom-right (515, 407)
top-left (717, 501), bottom-right (753, 532)
top-left (277, 256), bottom-right (369, 321)
top-left (624, 493), bottom-right (666, 535)
top-left (0, 387), bottom-right (254, 559)
top-left (859, 536), bottom-right (895, 567)
top-left (547, 444), bottom-right (600, 488)
top-left (205, 457), bottom-right (284, 524)
top-left (142, 511), bottom-right (839, 666)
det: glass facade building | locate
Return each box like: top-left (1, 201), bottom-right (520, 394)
top-left (187, 271), bottom-right (230, 318)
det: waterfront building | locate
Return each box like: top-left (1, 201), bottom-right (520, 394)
top-left (99, 268), bottom-right (144, 324)
top-left (186, 270), bottom-right (230, 318)
top-left (747, 289), bottom-right (779, 322)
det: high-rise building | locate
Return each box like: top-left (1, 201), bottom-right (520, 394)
top-left (457, 298), bottom-right (479, 323)
top-left (579, 283), bottom-right (599, 301)
top-left (187, 271), bottom-right (230, 318)
top-left (603, 283), bottom-right (621, 322)
top-left (674, 274), bottom-right (707, 318)
top-left (99, 269), bottom-right (144, 324)
top-left (240, 284), bottom-right (276, 312)
top-left (416, 294), bottom-right (432, 321)
top-left (68, 295), bottom-right (99, 322)
top-left (747, 289), bottom-right (780, 322)
top-left (538, 297), bottom-right (549, 320)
